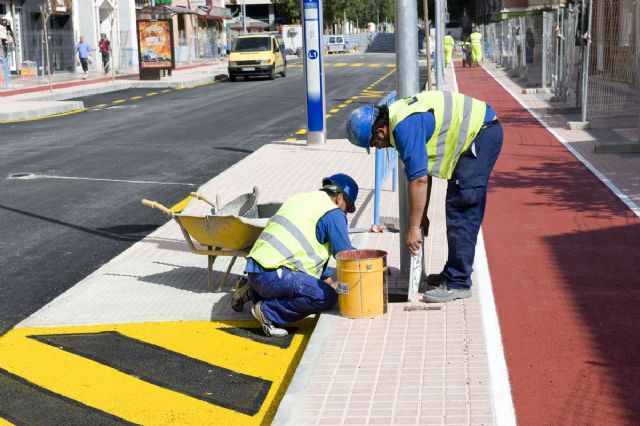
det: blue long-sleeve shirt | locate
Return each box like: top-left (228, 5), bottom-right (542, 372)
top-left (245, 208), bottom-right (354, 278)
top-left (393, 104), bottom-right (497, 181)
top-left (76, 42), bottom-right (90, 59)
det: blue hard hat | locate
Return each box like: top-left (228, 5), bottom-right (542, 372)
top-left (322, 173), bottom-right (359, 213)
top-left (346, 106), bottom-right (377, 154)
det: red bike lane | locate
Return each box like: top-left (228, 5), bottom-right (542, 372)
top-left (456, 64), bottom-right (640, 424)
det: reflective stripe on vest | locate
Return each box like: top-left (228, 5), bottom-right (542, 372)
top-left (444, 36), bottom-right (455, 47)
top-left (249, 191), bottom-right (338, 277)
top-left (470, 32), bottom-right (482, 45)
top-left (388, 91), bottom-right (486, 179)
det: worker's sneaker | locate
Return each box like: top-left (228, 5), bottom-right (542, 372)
top-left (251, 301), bottom-right (288, 338)
top-left (231, 277), bottom-right (251, 312)
top-left (422, 285), bottom-right (471, 303)
top-left (426, 273), bottom-right (446, 288)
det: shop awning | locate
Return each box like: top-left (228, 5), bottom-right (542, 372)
top-left (199, 6), bottom-right (233, 20)
top-left (163, 5), bottom-right (206, 16)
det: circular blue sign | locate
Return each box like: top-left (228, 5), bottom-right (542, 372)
top-left (308, 49), bottom-right (318, 60)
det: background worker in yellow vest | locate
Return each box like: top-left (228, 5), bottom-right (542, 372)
top-left (346, 91), bottom-right (503, 303)
top-left (444, 31), bottom-right (455, 68)
top-left (233, 174), bottom-right (359, 337)
top-left (469, 26), bottom-right (483, 65)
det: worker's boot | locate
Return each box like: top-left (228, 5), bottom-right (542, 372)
top-left (231, 276), bottom-right (251, 312)
top-left (422, 285), bottom-right (471, 303)
top-left (251, 301), bottom-right (288, 338)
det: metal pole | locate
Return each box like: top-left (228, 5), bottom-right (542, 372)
top-left (395, 0), bottom-right (419, 275)
top-left (302, 0), bottom-right (326, 145)
top-left (580, 0), bottom-right (592, 123)
top-left (242, 0), bottom-right (247, 35)
top-left (542, 12), bottom-right (547, 89)
top-left (423, 0), bottom-right (433, 90)
top-left (434, 0), bottom-right (444, 87)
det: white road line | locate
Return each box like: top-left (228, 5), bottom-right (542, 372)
top-left (453, 63), bottom-right (518, 426)
top-left (482, 65), bottom-right (640, 219)
top-left (7, 173), bottom-right (196, 186)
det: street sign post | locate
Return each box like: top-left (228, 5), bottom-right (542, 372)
top-left (302, 0), bottom-right (326, 145)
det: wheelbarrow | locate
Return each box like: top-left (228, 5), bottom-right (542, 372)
top-left (142, 187), bottom-right (271, 292)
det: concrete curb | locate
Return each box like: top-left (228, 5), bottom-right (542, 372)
top-left (0, 100), bottom-right (84, 121)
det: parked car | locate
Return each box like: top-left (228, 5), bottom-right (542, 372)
top-left (227, 34), bottom-right (286, 81)
top-left (324, 35), bottom-right (347, 54)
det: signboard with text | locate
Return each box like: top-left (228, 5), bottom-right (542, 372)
top-left (137, 20), bottom-right (174, 70)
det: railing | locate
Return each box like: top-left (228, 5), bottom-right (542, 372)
top-left (373, 91), bottom-right (398, 225)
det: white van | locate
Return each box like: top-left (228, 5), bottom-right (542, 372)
top-left (325, 35), bottom-right (347, 54)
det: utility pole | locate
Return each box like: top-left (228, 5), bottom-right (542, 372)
top-left (395, 0), bottom-right (420, 275)
top-left (38, 1), bottom-right (52, 93)
top-left (434, 0), bottom-right (444, 87)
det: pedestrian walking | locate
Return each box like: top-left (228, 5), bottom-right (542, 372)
top-left (346, 91), bottom-right (503, 303)
top-left (232, 174), bottom-right (359, 337)
top-left (76, 36), bottom-right (91, 79)
top-left (98, 33), bottom-right (110, 73)
top-left (469, 25), bottom-right (483, 65)
top-left (444, 31), bottom-right (455, 68)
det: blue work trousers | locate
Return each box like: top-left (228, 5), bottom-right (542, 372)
top-left (443, 122), bottom-right (504, 288)
top-left (247, 267), bottom-right (338, 326)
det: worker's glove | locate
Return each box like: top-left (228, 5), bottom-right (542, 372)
top-left (420, 216), bottom-right (430, 237)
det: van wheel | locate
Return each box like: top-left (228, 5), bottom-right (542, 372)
top-left (229, 75), bottom-right (237, 82)
top-left (269, 67), bottom-right (276, 80)
top-left (280, 65), bottom-right (287, 77)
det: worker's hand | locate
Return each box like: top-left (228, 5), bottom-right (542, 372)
top-left (406, 227), bottom-right (423, 255)
top-left (323, 276), bottom-right (338, 290)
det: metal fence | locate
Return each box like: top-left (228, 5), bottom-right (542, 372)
top-left (482, 1), bottom-right (639, 124)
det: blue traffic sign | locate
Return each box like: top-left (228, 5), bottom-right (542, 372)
top-left (308, 49), bottom-right (318, 60)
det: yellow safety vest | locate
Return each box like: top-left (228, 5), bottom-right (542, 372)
top-left (389, 91), bottom-right (487, 179)
top-left (444, 35), bottom-right (455, 48)
top-left (470, 31), bottom-right (482, 45)
top-left (249, 191), bottom-right (338, 278)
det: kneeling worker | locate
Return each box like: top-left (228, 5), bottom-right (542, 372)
top-left (232, 174), bottom-right (359, 337)
top-left (346, 91), bottom-right (503, 303)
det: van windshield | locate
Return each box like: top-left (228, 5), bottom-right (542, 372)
top-left (233, 37), bottom-right (271, 52)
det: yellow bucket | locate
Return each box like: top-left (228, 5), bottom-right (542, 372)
top-left (335, 249), bottom-right (388, 318)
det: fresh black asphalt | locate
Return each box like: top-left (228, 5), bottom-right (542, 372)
top-left (0, 53), bottom-right (403, 336)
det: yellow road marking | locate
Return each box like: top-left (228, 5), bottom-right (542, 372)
top-left (285, 138), bottom-right (297, 142)
top-left (350, 96), bottom-right (359, 100)
top-left (345, 99), bottom-right (353, 104)
top-left (385, 64), bottom-right (396, 67)
top-left (0, 418), bottom-right (14, 425)
top-left (367, 64), bottom-right (381, 67)
top-left (95, 103), bottom-right (108, 108)
top-left (146, 92), bottom-right (158, 96)
top-left (161, 89), bottom-right (172, 93)
top-left (0, 321), bottom-right (313, 425)
top-left (130, 96), bottom-right (143, 100)
top-left (329, 108), bottom-right (339, 113)
top-left (351, 63), bottom-right (364, 67)
top-left (334, 63), bottom-right (348, 67)
top-left (295, 128), bottom-right (307, 135)
top-left (325, 114), bottom-right (332, 118)
top-left (170, 195), bottom-right (192, 213)
top-left (175, 86), bottom-right (185, 90)
top-left (339, 104), bottom-right (347, 108)
top-left (112, 99), bottom-right (126, 104)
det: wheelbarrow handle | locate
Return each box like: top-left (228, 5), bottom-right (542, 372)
top-left (141, 199), bottom-right (174, 216)
top-left (189, 192), bottom-right (217, 209)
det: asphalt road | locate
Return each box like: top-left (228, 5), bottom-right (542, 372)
top-left (0, 52), bottom-right (401, 336)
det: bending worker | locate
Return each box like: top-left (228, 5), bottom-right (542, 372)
top-left (346, 91), bottom-right (503, 303)
top-left (233, 174), bottom-right (358, 337)
top-left (444, 31), bottom-right (455, 68)
top-left (469, 26), bottom-right (483, 65)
